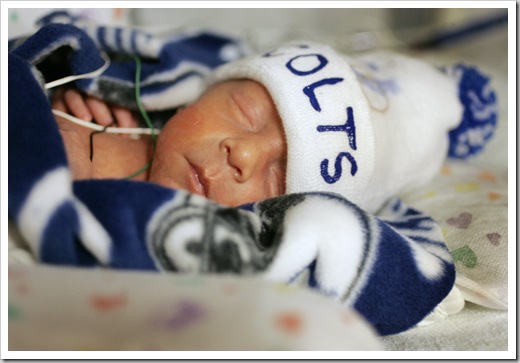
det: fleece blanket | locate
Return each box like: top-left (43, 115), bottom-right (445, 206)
top-left (8, 12), bottom-right (456, 336)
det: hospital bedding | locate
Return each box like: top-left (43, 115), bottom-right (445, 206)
top-left (6, 10), bottom-right (511, 354)
top-left (382, 22), bottom-right (511, 351)
top-left (8, 263), bottom-right (382, 352)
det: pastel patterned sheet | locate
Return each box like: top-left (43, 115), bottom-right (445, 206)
top-left (382, 159), bottom-right (510, 351)
top-left (399, 160), bottom-right (508, 311)
top-left (8, 264), bottom-right (383, 352)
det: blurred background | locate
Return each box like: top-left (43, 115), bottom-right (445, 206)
top-left (7, 7), bottom-right (509, 75)
top-left (130, 8), bottom-right (508, 52)
top-left (8, 8), bottom-right (508, 52)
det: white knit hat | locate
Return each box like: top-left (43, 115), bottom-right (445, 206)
top-left (209, 42), bottom-right (496, 213)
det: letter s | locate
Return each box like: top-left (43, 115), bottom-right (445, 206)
top-left (320, 152), bottom-right (358, 184)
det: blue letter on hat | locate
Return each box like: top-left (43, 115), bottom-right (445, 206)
top-left (320, 152), bottom-right (358, 184)
top-left (303, 78), bottom-right (344, 112)
top-left (316, 107), bottom-right (357, 150)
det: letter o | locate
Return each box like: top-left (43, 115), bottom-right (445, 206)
top-left (286, 54), bottom-right (328, 76)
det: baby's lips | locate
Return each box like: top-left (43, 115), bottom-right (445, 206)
top-left (187, 161), bottom-right (207, 198)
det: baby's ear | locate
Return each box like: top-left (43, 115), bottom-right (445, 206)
top-left (442, 64), bottom-right (498, 160)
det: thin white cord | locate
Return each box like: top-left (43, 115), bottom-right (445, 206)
top-left (45, 51), bottom-right (111, 90)
top-left (52, 109), bottom-right (161, 135)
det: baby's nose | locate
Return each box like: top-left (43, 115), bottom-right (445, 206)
top-left (222, 137), bottom-right (279, 183)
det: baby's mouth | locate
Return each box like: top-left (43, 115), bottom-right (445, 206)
top-left (187, 161), bottom-right (208, 198)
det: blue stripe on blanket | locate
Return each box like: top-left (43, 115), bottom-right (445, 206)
top-left (115, 27), bottom-right (123, 50)
top-left (353, 217), bottom-right (456, 335)
top-left (8, 53), bottom-right (68, 217)
top-left (41, 201), bottom-right (97, 266)
top-left (97, 26), bottom-right (110, 51)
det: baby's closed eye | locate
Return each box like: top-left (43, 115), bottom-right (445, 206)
top-left (231, 92), bottom-right (263, 131)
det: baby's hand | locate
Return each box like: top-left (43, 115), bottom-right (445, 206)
top-left (52, 88), bottom-right (139, 129)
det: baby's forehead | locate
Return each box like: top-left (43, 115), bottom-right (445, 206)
top-left (207, 78), bottom-right (264, 93)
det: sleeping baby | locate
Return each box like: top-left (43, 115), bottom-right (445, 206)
top-left (52, 42), bottom-right (497, 213)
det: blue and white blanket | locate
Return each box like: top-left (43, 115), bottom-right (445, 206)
top-left (8, 12), bottom-right (456, 336)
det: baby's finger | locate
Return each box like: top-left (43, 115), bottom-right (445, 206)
top-left (51, 88), bottom-right (65, 110)
top-left (52, 99), bottom-right (71, 125)
top-left (112, 106), bottom-right (139, 129)
top-left (85, 96), bottom-right (114, 126)
top-left (63, 89), bottom-right (92, 121)
top-left (52, 96), bottom-right (67, 113)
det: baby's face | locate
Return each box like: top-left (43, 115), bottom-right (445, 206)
top-left (148, 79), bottom-right (287, 206)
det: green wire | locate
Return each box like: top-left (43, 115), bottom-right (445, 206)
top-left (125, 54), bottom-right (157, 180)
